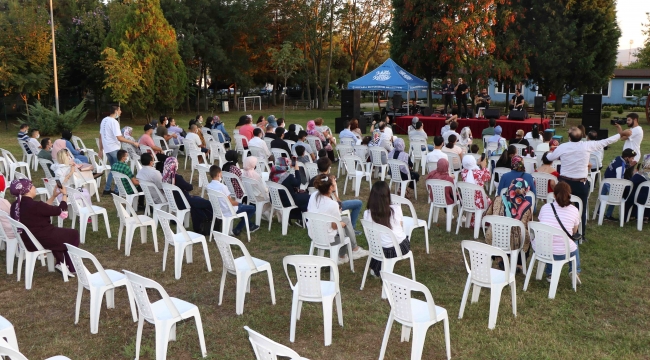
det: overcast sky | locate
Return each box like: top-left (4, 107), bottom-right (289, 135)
top-left (617, 0), bottom-right (649, 50)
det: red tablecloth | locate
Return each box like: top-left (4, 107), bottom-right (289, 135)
top-left (395, 115), bottom-right (546, 139)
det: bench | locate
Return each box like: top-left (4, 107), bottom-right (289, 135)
top-left (293, 100), bottom-right (314, 110)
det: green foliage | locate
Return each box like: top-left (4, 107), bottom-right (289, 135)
top-left (627, 89), bottom-right (650, 107)
top-left (98, 46), bottom-right (143, 106)
top-left (602, 111), bottom-right (611, 119)
top-left (22, 99), bottom-right (88, 136)
top-left (627, 13), bottom-right (650, 69)
top-left (618, 105), bottom-right (624, 114)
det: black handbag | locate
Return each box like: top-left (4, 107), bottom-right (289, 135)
top-left (550, 203), bottom-right (582, 241)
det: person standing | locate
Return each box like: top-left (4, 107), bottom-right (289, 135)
top-left (454, 77), bottom-right (469, 119)
top-left (545, 125), bottom-right (624, 240)
top-left (441, 78), bottom-right (455, 115)
top-left (99, 105), bottom-right (140, 196)
top-left (509, 89), bottom-right (525, 111)
top-left (619, 113), bottom-right (643, 165)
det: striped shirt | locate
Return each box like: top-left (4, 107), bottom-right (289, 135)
top-left (537, 203), bottom-right (579, 255)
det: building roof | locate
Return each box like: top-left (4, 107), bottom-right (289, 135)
top-left (613, 68), bottom-right (650, 78)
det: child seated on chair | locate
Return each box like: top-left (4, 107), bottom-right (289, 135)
top-left (206, 165), bottom-right (259, 236)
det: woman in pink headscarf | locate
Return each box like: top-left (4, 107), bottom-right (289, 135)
top-left (241, 156), bottom-right (273, 221)
top-left (306, 120), bottom-right (336, 161)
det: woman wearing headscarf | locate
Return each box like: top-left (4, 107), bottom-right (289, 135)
top-left (625, 154), bottom-right (650, 223)
top-left (241, 157), bottom-right (271, 217)
top-left (267, 115), bottom-right (278, 128)
top-left (161, 157), bottom-right (213, 234)
top-left (9, 178), bottom-right (79, 275)
top-left (208, 116), bottom-right (230, 143)
top-left (61, 131), bottom-right (89, 163)
top-left (459, 126), bottom-right (473, 152)
top-left (487, 125), bottom-right (507, 156)
top-left (166, 118), bottom-right (185, 145)
top-left (497, 155), bottom-right (537, 201)
top-left (460, 155), bottom-right (491, 222)
top-left (368, 129), bottom-right (388, 165)
top-left (120, 126), bottom-right (142, 158)
top-left (270, 157), bottom-right (310, 226)
top-left (485, 177), bottom-right (533, 272)
top-left (221, 150), bottom-right (245, 200)
top-left (426, 158), bottom-right (456, 205)
top-left (306, 120), bottom-right (336, 162)
top-left (549, 139), bottom-right (560, 152)
top-left (284, 124), bottom-right (299, 142)
top-left (388, 138), bottom-right (420, 198)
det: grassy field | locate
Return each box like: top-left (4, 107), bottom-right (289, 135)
top-left (0, 107), bottom-right (649, 359)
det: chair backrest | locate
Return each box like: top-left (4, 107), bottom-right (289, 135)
top-left (353, 144), bottom-right (369, 160)
top-left (409, 139), bottom-right (427, 157)
top-left (0, 340), bottom-right (29, 360)
top-left (111, 171), bottom-right (136, 198)
top-left (184, 140), bottom-right (199, 153)
top-left (369, 147), bottom-right (387, 166)
top-left (484, 142), bottom-right (497, 155)
top-left (492, 167), bottom-right (511, 183)
top-left (152, 135), bottom-right (168, 151)
top-left (2, 148), bottom-right (19, 164)
top-left (209, 141), bottom-right (227, 165)
top-left (201, 127), bottom-right (212, 139)
top-left (18, 141), bottom-right (31, 157)
top-left (512, 143), bottom-right (527, 156)
top-left (339, 137), bottom-right (355, 146)
top-left (381, 271), bottom-right (437, 325)
top-left (481, 215), bottom-right (525, 252)
top-left (248, 145), bottom-right (266, 159)
top-left (161, 182), bottom-right (190, 213)
top-left (244, 326), bottom-right (303, 360)
top-left (242, 176), bottom-right (268, 204)
top-left (387, 159), bottom-right (409, 182)
top-left (482, 135), bottom-right (491, 147)
top-left (71, 136), bottom-right (88, 151)
top-left (360, 219), bottom-right (402, 260)
top-left (139, 180), bottom-right (167, 207)
top-left (342, 156), bottom-right (365, 176)
top-left (635, 181), bottom-right (650, 207)
top-left (425, 179), bottom-right (455, 206)
top-left (425, 161), bottom-right (438, 173)
top-left (263, 137), bottom-right (273, 149)
top-left (154, 208), bottom-right (192, 245)
top-left (536, 143), bottom-right (550, 153)
top-left (306, 136), bottom-right (322, 152)
top-left (601, 178), bottom-right (633, 203)
top-left (528, 138), bottom-right (542, 151)
top-left (304, 163), bottom-right (319, 180)
top-left (446, 152), bottom-right (462, 171)
top-left (112, 193), bottom-right (143, 226)
top-left (532, 172), bottom-right (557, 200)
top-left (551, 160), bottom-right (561, 172)
top-left (266, 181), bottom-right (296, 209)
top-left (461, 240), bottom-right (509, 286)
top-left (270, 148), bottom-right (289, 160)
top-left (66, 186), bottom-right (96, 216)
top-left (528, 221), bottom-right (571, 261)
top-left (222, 171), bottom-right (246, 200)
top-left (456, 182), bottom-right (485, 211)
top-left (4, 214), bottom-right (47, 253)
top-left (207, 187), bottom-right (236, 220)
top-left (390, 194), bottom-right (419, 220)
top-left (26, 140), bottom-right (40, 155)
top-left (123, 270), bottom-right (181, 323)
top-left (303, 212), bottom-right (345, 248)
top-left (337, 144), bottom-right (354, 158)
top-left (234, 134), bottom-right (247, 151)
top-left (283, 254), bottom-right (338, 300)
top-left (546, 193), bottom-right (583, 217)
top-left (523, 157), bottom-right (536, 173)
top-left (66, 244), bottom-right (113, 289)
top-left (213, 232), bottom-right (257, 273)
top-left (39, 159), bottom-right (55, 178)
top-left (13, 171), bottom-right (28, 180)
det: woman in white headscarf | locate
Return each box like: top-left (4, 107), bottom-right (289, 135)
top-left (459, 126), bottom-right (473, 152)
top-left (460, 154), bottom-right (491, 215)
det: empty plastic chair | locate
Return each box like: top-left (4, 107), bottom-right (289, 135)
top-left (113, 194), bottom-right (158, 256)
top-left (66, 245), bottom-right (137, 334)
top-left (0, 315), bottom-right (19, 351)
top-left (391, 194), bottom-right (429, 254)
top-left (244, 326), bottom-right (309, 360)
top-left (266, 182), bottom-right (298, 235)
top-left (342, 156), bottom-right (371, 198)
top-left (0, 340), bottom-right (71, 360)
top-left (283, 255), bottom-right (343, 346)
top-left (378, 272), bottom-right (451, 360)
top-left (369, 147), bottom-right (388, 180)
top-left (66, 187), bottom-right (111, 244)
top-left (123, 270), bottom-right (208, 360)
top-left (213, 232), bottom-right (276, 315)
top-left (490, 167), bottom-right (511, 195)
top-left (459, 240), bottom-right (516, 329)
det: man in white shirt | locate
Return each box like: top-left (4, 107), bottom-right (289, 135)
top-left (28, 129), bottom-right (41, 150)
top-left (185, 124), bottom-right (209, 154)
top-left (442, 121), bottom-right (460, 145)
top-left (426, 136), bottom-right (449, 164)
top-left (248, 128), bottom-right (273, 159)
top-left (99, 104), bottom-right (140, 195)
top-left (339, 120), bottom-right (358, 143)
top-left (620, 113), bottom-right (643, 164)
top-left (136, 153), bottom-right (164, 203)
top-left (206, 165), bottom-right (259, 236)
top-left (546, 124), bottom-right (624, 239)
top-left (440, 115), bottom-right (457, 136)
top-left (378, 122), bottom-right (394, 152)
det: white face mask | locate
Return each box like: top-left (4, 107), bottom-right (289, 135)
top-left (124, 156), bottom-right (130, 162)
top-left (35, 134), bottom-right (40, 139)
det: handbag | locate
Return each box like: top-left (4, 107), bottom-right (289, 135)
top-left (550, 203), bottom-right (582, 241)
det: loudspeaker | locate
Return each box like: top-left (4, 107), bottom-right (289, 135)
top-left (534, 96), bottom-right (546, 113)
top-left (581, 112), bottom-right (601, 129)
top-left (341, 90), bottom-right (360, 119)
top-left (484, 108), bottom-right (500, 119)
top-left (334, 117), bottom-right (346, 134)
top-left (596, 128), bottom-right (609, 140)
top-left (582, 94), bottom-right (603, 113)
top-left (392, 94), bottom-right (404, 109)
top-left (508, 110), bottom-right (527, 120)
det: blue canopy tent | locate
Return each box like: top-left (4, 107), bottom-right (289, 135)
top-left (347, 58), bottom-right (428, 114)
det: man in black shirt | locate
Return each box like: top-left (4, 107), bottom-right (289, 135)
top-left (510, 89), bottom-right (525, 111)
top-left (474, 88), bottom-right (491, 116)
top-left (441, 78), bottom-right (454, 115)
top-left (454, 77), bottom-right (469, 119)
top-left (270, 127), bottom-right (291, 155)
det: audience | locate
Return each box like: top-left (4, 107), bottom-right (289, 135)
top-left (295, 131), bottom-right (315, 160)
top-left (497, 155), bottom-right (537, 199)
top-left (442, 134), bottom-right (464, 171)
top-left (460, 155), bottom-right (491, 227)
top-left (307, 120), bottom-right (336, 162)
top-left (536, 152), bottom-right (559, 192)
top-left (185, 124), bottom-right (209, 154)
top-left (249, 128), bottom-right (272, 159)
top-left (625, 154), bottom-right (650, 223)
top-left (270, 157), bottom-right (310, 227)
top-left (426, 136), bottom-right (448, 164)
top-left (28, 129), bottom-right (41, 150)
top-left (270, 127), bottom-right (292, 155)
top-left (487, 126), bottom-right (507, 156)
top-left (349, 119), bottom-right (362, 139)
top-left (17, 123), bottom-right (31, 154)
top-left (458, 127), bottom-right (473, 152)
top-left (339, 120), bottom-right (358, 143)
top-left (388, 138), bottom-right (419, 198)
top-left (284, 124), bottom-right (299, 142)
top-left (426, 158), bottom-right (456, 206)
top-left (209, 116), bottom-right (230, 142)
top-left (37, 138), bottom-right (53, 162)
top-left (602, 148), bottom-right (637, 222)
top-left (264, 124), bottom-right (277, 140)
top-left (139, 124), bottom-right (168, 171)
top-left (207, 165), bottom-right (259, 236)
top-left (221, 150), bottom-right (245, 200)
top-left (442, 121), bottom-right (460, 145)
top-left (482, 118), bottom-right (497, 136)
top-left (241, 156), bottom-right (272, 220)
top-left (509, 129), bottom-right (530, 147)
top-left (136, 153), bottom-right (164, 203)
top-left (61, 131), bottom-right (89, 163)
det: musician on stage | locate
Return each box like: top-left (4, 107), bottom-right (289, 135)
top-left (442, 78), bottom-right (454, 115)
top-left (474, 88), bottom-right (491, 117)
top-left (454, 77), bottom-right (470, 119)
top-left (509, 89), bottom-right (525, 111)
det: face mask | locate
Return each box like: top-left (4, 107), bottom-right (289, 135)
top-left (124, 156), bottom-right (130, 162)
top-left (35, 134), bottom-right (40, 139)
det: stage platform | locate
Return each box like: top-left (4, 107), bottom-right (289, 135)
top-left (395, 115), bottom-right (547, 139)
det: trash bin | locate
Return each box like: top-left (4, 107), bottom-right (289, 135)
top-left (222, 101), bottom-right (229, 113)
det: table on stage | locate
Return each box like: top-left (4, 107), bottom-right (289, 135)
top-left (395, 115), bottom-right (546, 139)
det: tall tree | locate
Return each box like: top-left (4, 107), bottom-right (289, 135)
top-left (268, 42), bottom-right (305, 117)
top-left (103, 0), bottom-right (187, 119)
top-left (628, 13), bottom-right (650, 69)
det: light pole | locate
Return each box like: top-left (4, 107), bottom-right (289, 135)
top-left (48, 0), bottom-right (60, 114)
top-left (628, 39), bottom-right (634, 66)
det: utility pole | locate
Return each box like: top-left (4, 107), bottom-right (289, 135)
top-left (49, 0), bottom-right (60, 114)
top-left (628, 39), bottom-right (634, 65)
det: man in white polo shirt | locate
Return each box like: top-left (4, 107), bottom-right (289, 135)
top-left (98, 104), bottom-right (140, 195)
top-left (619, 113), bottom-right (643, 165)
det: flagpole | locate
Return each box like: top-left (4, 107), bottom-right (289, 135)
top-left (49, 0), bottom-right (60, 114)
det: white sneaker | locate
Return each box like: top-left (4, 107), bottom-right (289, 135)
top-left (55, 264), bottom-right (75, 278)
top-left (337, 254), bottom-right (349, 265)
top-left (351, 248), bottom-right (369, 260)
top-left (370, 269), bottom-right (379, 278)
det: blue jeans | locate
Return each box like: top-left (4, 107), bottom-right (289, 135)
top-left (234, 204), bottom-right (256, 233)
top-left (103, 150), bottom-right (119, 192)
top-left (545, 244), bottom-right (581, 275)
top-left (341, 199), bottom-right (362, 229)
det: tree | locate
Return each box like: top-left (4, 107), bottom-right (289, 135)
top-left (628, 13), bottom-right (650, 69)
top-left (98, 46), bottom-right (143, 106)
top-left (627, 88), bottom-right (649, 107)
top-left (103, 0), bottom-right (187, 119)
top-left (268, 42), bottom-right (305, 117)
top-left (0, 0), bottom-right (52, 115)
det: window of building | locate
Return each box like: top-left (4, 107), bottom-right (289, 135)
top-left (625, 81), bottom-right (650, 97)
top-left (494, 82), bottom-right (523, 95)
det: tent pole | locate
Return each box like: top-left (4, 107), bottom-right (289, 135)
top-left (372, 91), bottom-right (375, 112)
top-left (407, 91), bottom-right (410, 115)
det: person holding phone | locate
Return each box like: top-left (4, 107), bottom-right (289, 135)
top-left (52, 149), bottom-right (93, 204)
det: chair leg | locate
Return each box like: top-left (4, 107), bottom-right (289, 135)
top-left (134, 316), bottom-right (144, 360)
top-left (162, 243), bottom-right (169, 272)
top-left (267, 269), bottom-right (276, 305)
top-left (322, 297), bottom-right (334, 346)
top-left (410, 324), bottom-right (427, 360)
top-left (458, 275), bottom-right (472, 319)
top-left (117, 223), bottom-right (124, 251)
top-left (235, 274), bottom-right (247, 315)
top-left (359, 257), bottom-right (371, 290)
top-left (5, 239), bottom-right (16, 275)
top-left (523, 256), bottom-right (535, 292)
top-left (471, 284), bottom-right (481, 303)
top-left (193, 313), bottom-right (208, 357)
top-left (154, 322), bottom-right (173, 360)
top-left (89, 288), bottom-right (104, 334)
top-left (102, 212), bottom-right (111, 237)
top-left (378, 314), bottom-right (394, 360)
top-left (638, 207), bottom-right (644, 231)
top-left (335, 292), bottom-right (343, 327)
top-left (548, 264), bottom-right (563, 299)
top-left (75, 283), bottom-right (84, 325)
top-left (201, 240), bottom-right (212, 272)
top-left (125, 226), bottom-right (135, 256)
top-left (511, 281), bottom-right (517, 317)
top-left (289, 291), bottom-right (300, 343)
top-left (488, 285), bottom-right (504, 329)
top-left (150, 225), bottom-right (158, 252)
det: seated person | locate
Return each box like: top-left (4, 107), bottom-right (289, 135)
top-left (487, 126), bottom-right (507, 157)
top-left (136, 153), bottom-right (164, 203)
top-left (535, 152), bottom-right (559, 193)
top-left (111, 150), bottom-right (144, 207)
top-left (264, 123), bottom-right (277, 140)
top-left (269, 157), bottom-right (310, 227)
top-left (307, 120), bottom-right (336, 162)
top-left (284, 124), bottom-right (299, 142)
top-left (28, 129), bottom-right (41, 151)
top-left (249, 128), bottom-right (272, 159)
top-left (52, 149), bottom-right (94, 204)
top-left (442, 134), bottom-right (464, 171)
top-left (37, 137), bottom-right (53, 162)
top-left (426, 158), bottom-right (456, 205)
top-left (602, 148), bottom-right (636, 222)
top-left (139, 124), bottom-right (168, 172)
top-left (497, 155), bottom-right (537, 202)
top-left (426, 136), bottom-right (448, 164)
top-left (408, 121), bottom-right (434, 152)
top-left (222, 150), bottom-right (245, 200)
top-left (339, 120), bottom-right (358, 143)
top-left (295, 131), bottom-right (315, 161)
top-left (156, 117), bottom-right (180, 156)
top-left (185, 124), bottom-right (209, 153)
top-left (270, 127), bottom-right (292, 155)
top-left (469, 144), bottom-right (480, 154)
top-left (295, 145), bottom-right (311, 164)
top-left (482, 117), bottom-right (497, 137)
top-left (626, 155), bottom-right (650, 222)
top-left (509, 129), bottom-right (530, 147)
top-left (167, 117), bottom-right (185, 145)
top-left (207, 165), bottom-right (259, 236)
top-left (388, 138), bottom-right (420, 198)
top-left (17, 123), bottom-right (31, 154)
top-left (209, 116), bottom-right (230, 142)
top-left (61, 131), bottom-right (89, 164)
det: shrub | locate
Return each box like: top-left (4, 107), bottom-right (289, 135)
top-left (618, 106), bottom-right (624, 114)
top-left (22, 100), bottom-right (88, 136)
top-left (601, 111), bottom-right (611, 119)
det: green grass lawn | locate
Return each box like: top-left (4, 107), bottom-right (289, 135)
top-left (0, 108), bottom-right (649, 359)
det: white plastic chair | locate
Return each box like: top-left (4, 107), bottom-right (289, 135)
top-left (112, 171), bottom-right (144, 210)
top-left (187, 145), bottom-right (209, 185)
top-left (339, 137), bottom-right (355, 146)
top-left (138, 180), bottom-right (168, 227)
top-left (263, 137), bottom-right (274, 150)
top-left (271, 148), bottom-right (290, 163)
top-left (512, 143), bottom-right (527, 156)
top-left (335, 144), bottom-right (354, 176)
top-left (206, 188), bottom-right (251, 242)
top-left (523, 221), bottom-right (578, 299)
top-left (18, 141), bottom-right (37, 171)
top-left (65, 244), bottom-right (137, 334)
top-left (593, 178), bottom-right (633, 227)
top-left (248, 145), bottom-right (267, 160)
top-left (0, 340), bottom-right (71, 360)
top-left (588, 153), bottom-right (601, 193)
top-left (233, 134), bottom-right (248, 161)
top-left (283, 255), bottom-right (342, 346)
top-left (25, 140), bottom-right (41, 171)
top-left (305, 136), bottom-right (323, 155)
top-left (546, 193), bottom-right (584, 235)
top-left (551, 160), bottom-right (561, 172)
top-left (123, 270), bottom-right (207, 360)
top-left (446, 152), bottom-right (462, 179)
top-left (222, 171), bottom-right (247, 203)
top-left (378, 272), bottom-right (451, 360)
top-left (209, 141), bottom-right (227, 167)
top-left (38, 158), bottom-right (55, 178)
top-left (2, 148), bottom-right (30, 181)
top-left (426, 179), bottom-right (457, 232)
top-left (391, 194), bottom-right (429, 254)
top-left (153, 135), bottom-right (175, 157)
top-left (481, 215), bottom-right (527, 275)
top-left (490, 167), bottom-right (511, 195)
top-left (266, 182), bottom-right (298, 235)
top-left (113, 194), bottom-right (158, 256)
top-left (213, 232), bottom-right (276, 315)
top-left (360, 219), bottom-right (415, 298)
top-left (304, 212), bottom-right (354, 272)
top-left (459, 240), bottom-right (516, 329)
top-left (161, 183), bottom-right (191, 228)
top-left (532, 172), bottom-right (557, 208)
top-left (0, 209), bottom-right (17, 275)
top-left (242, 176), bottom-right (270, 227)
top-left (87, 150), bottom-right (109, 190)
top-left (409, 139), bottom-right (428, 174)
top-left (66, 187), bottom-right (111, 244)
top-left (155, 209), bottom-right (212, 279)
top-left (369, 147), bottom-right (388, 180)
top-left (244, 326), bottom-right (308, 360)
top-left (456, 182), bottom-right (489, 239)
top-left (304, 162), bottom-right (319, 181)
top-left (523, 157), bottom-right (536, 173)
top-left (342, 156), bottom-right (371, 198)
top-left (71, 135), bottom-right (92, 153)
top-left (0, 315), bottom-right (19, 351)
top-left (387, 159), bottom-right (417, 199)
top-left (630, 181), bottom-right (650, 231)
